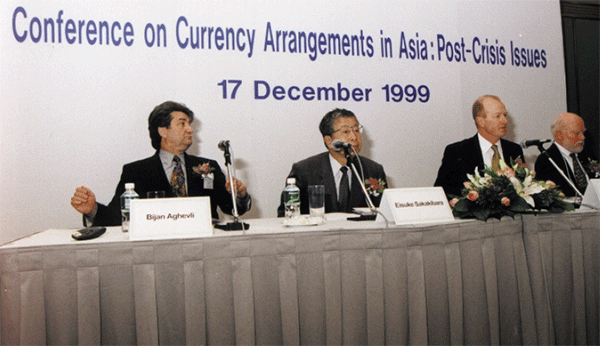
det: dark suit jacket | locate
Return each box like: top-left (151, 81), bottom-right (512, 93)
top-left (534, 143), bottom-right (595, 197)
top-left (277, 152), bottom-right (387, 216)
top-left (92, 151), bottom-right (250, 226)
top-left (434, 134), bottom-right (525, 197)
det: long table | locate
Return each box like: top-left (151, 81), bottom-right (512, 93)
top-left (1, 210), bottom-right (598, 345)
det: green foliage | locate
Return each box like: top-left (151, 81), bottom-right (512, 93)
top-left (450, 157), bottom-right (575, 221)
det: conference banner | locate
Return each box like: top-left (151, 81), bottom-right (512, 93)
top-left (0, 0), bottom-right (566, 243)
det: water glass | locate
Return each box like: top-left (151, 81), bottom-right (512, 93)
top-left (147, 191), bottom-right (165, 198)
top-left (308, 185), bottom-right (325, 219)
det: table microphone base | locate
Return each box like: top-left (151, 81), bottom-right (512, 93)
top-left (214, 221), bottom-right (250, 231)
top-left (347, 214), bottom-right (377, 221)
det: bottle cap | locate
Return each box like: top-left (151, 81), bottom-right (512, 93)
top-left (286, 177), bottom-right (296, 185)
top-left (125, 183), bottom-right (135, 189)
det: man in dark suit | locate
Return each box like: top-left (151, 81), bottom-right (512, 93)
top-left (434, 95), bottom-right (525, 197)
top-left (71, 101), bottom-right (251, 225)
top-left (277, 108), bottom-right (387, 216)
top-left (535, 112), bottom-right (597, 198)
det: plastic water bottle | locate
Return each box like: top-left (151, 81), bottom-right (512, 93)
top-left (120, 183), bottom-right (139, 232)
top-left (283, 177), bottom-right (301, 219)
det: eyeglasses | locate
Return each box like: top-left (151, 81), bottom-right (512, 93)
top-left (332, 125), bottom-right (364, 136)
top-left (566, 127), bottom-right (586, 136)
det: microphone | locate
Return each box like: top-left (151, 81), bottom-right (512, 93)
top-left (214, 139), bottom-right (250, 231)
top-left (218, 140), bottom-right (230, 152)
top-left (218, 140), bottom-right (232, 165)
top-left (520, 138), bottom-right (551, 149)
top-left (331, 139), bottom-right (353, 152)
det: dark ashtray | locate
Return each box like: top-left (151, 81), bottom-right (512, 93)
top-left (72, 227), bottom-right (106, 240)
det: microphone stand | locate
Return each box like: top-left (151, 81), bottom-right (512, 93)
top-left (342, 148), bottom-right (377, 221)
top-left (214, 142), bottom-right (250, 231)
top-left (536, 142), bottom-right (584, 202)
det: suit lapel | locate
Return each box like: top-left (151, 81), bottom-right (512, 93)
top-left (500, 139), bottom-right (511, 163)
top-left (320, 153), bottom-right (339, 212)
top-left (150, 152), bottom-right (174, 196)
top-left (547, 144), bottom-right (579, 196)
top-left (548, 144), bottom-right (574, 179)
top-left (184, 153), bottom-right (205, 197)
top-left (469, 135), bottom-right (485, 172)
top-left (349, 163), bottom-right (365, 209)
top-left (500, 138), bottom-right (520, 164)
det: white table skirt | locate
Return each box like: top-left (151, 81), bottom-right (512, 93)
top-left (1, 211), bottom-right (598, 345)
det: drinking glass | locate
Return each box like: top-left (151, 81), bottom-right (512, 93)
top-left (308, 185), bottom-right (325, 219)
top-left (147, 191), bottom-right (165, 198)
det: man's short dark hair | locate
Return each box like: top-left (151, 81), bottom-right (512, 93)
top-left (319, 108), bottom-right (357, 137)
top-left (148, 101), bottom-right (194, 150)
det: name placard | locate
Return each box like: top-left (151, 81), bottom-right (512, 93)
top-left (582, 179), bottom-right (600, 210)
top-left (375, 187), bottom-right (455, 225)
top-left (129, 197), bottom-right (213, 240)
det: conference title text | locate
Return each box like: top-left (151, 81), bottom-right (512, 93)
top-left (11, 7), bottom-right (548, 68)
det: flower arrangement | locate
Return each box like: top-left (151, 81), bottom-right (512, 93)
top-left (450, 158), bottom-right (574, 221)
top-left (364, 177), bottom-right (386, 197)
top-left (586, 158), bottom-right (600, 178)
top-left (192, 163), bottom-right (214, 178)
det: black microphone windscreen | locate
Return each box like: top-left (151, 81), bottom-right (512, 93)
top-left (521, 138), bottom-right (551, 148)
top-left (331, 139), bottom-right (345, 152)
top-left (218, 140), bottom-right (230, 151)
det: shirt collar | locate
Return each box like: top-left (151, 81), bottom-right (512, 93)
top-left (555, 142), bottom-right (573, 158)
top-left (477, 133), bottom-right (500, 153)
top-left (159, 149), bottom-right (185, 166)
top-left (329, 152), bottom-right (344, 173)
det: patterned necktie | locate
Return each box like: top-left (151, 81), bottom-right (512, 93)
top-left (171, 155), bottom-right (187, 197)
top-left (491, 144), bottom-right (501, 171)
top-left (570, 153), bottom-right (588, 193)
top-left (338, 166), bottom-right (350, 212)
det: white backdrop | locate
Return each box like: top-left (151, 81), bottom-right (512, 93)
top-left (0, 0), bottom-right (566, 244)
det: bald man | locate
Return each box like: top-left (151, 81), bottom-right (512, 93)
top-left (535, 112), bottom-right (597, 197)
top-left (434, 95), bottom-right (525, 197)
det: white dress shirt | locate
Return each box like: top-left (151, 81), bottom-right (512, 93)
top-left (478, 133), bottom-right (505, 168)
top-left (329, 153), bottom-right (351, 199)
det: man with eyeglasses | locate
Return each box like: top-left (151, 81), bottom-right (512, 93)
top-left (434, 95), bottom-right (525, 197)
top-left (534, 112), bottom-right (597, 198)
top-left (277, 108), bottom-right (387, 216)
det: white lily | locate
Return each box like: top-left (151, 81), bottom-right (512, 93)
top-left (467, 170), bottom-right (486, 188)
top-left (514, 177), bottom-right (545, 207)
top-left (510, 177), bottom-right (522, 192)
top-left (498, 159), bottom-right (509, 171)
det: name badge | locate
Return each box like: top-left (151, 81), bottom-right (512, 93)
top-left (129, 197), bottom-right (213, 240)
top-left (582, 179), bottom-right (600, 210)
top-left (203, 173), bottom-right (214, 190)
top-left (376, 187), bottom-right (454, 225)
